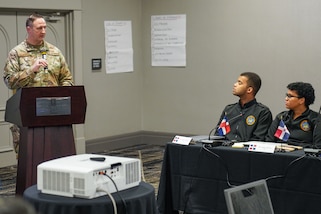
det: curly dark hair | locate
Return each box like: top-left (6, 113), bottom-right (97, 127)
top-left (287, 82), bottom-right (315, 107)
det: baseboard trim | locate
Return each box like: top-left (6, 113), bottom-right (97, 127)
top-left (85, 131), bottom-right (182, 153)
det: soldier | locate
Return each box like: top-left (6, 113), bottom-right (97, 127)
top-left (3, 13), bottom-right (73, 157)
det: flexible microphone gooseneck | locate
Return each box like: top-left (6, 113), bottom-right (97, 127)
top-left (208, 112), bottom-right (244, 140)
top-left (208, 125), bottom-right (219, 140)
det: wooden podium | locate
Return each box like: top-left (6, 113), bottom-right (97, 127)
top-left (5, 86), bottom-right (87, 195)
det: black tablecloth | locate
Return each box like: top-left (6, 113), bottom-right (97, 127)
top-left (157, 143), bottom-right (321, 214)
top-left (24, 182), bottom-right (157, 214)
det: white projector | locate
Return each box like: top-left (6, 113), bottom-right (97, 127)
top-left (37, 153), bottom-right (141, 199)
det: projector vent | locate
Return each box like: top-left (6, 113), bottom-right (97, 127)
top-left (73, 177), bottom-right (85, 195)
top-left (42, 170), bottom-right (70, 193)
top-left (125, 161), bottom-right (139, 184)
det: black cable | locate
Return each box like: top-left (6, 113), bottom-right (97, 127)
top-left (181, 145), bottom-right (204, 214)
top-left (101, 173), bottom-right (128, 214)
top-left (265, 153), bottom-right (307, 183)
top-left (203, 144), bottom-right (308, 187)
top-left (202, 144), bottom-right (234, 187)
top-left (182, 144), bottom-right (309, 214)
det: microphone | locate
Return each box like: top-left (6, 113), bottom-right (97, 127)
top-left (41, 51), bottom-right (48, 71)
top-left (208, 112), bottom-right (244, 140)
top-left (227, 112), bottom-right (244, 122)
top-left (40, 48), bottom-right (50, 86)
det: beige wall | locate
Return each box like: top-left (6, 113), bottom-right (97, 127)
top-left (2, 0), bottom-right (321, 144)
top-left (141, 0), bottom-right (321, 135)
top-left (0, 0), bottom-right (81, 10)
top-left (81, 0), bottom-right (143, 140)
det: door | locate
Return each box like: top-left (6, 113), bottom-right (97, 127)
top-left (0, 11), bottom-right (17, 167)
top-left (0, 11), bottom-right (68, 167)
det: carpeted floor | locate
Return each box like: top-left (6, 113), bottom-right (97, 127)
top-left (0, 144), bottom-right (165, 197)
top-left (0, 165), bottom-right (17, 197)
top-left (96, 144), bottom-right (165, 194)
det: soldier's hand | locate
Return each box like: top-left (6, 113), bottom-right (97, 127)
top-left (30, 58), bottom-right (48, 74)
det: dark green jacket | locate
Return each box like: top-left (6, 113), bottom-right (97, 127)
top-left (215, 99), bottom-right (273, 142)
top-left (266, 109), bottom-right (321, 148)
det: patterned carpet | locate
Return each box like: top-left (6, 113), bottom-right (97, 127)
top-left (0, 144), bottom-right (165, 197)
top-left (97, 144), bottom-right (165, 194)
top-left (0, 165), bottom-right (16, 197)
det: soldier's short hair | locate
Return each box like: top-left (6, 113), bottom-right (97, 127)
top-left (26, 13), bottom-right (44, 27)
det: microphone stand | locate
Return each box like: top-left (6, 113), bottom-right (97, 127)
top-left (209, 112), bottom-right (244, 139)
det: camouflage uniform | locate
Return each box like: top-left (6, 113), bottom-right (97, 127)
top-left (3, 40), bottom-right (74, 158)
top-left (4, 40), bottom-right (73, 88)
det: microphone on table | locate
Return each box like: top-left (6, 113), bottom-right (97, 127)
top-left (204, 112), bottom-right (244, 146)
top-left (208, 112), bottom-right (244, 139)
top-left (208, 125), bottom-right (220, 140)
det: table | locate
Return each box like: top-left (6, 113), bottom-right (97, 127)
top-left (157, 142), bottom-right (321, 214)
top-left (23, 182), bottom-right (157, 214)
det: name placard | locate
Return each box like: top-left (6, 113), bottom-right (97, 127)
top-left (172, 135), bottom-right (193, 146)
top-left (248, 143), bottom-right (276, 154)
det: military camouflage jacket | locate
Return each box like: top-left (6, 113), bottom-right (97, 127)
top-left (3, 40), bottom-right (73, 89)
